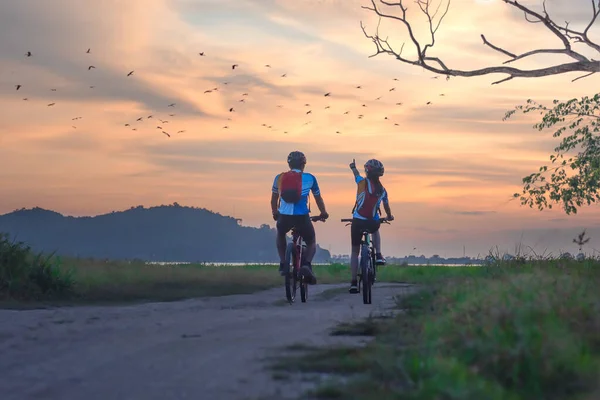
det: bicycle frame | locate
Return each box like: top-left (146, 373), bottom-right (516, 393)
top-left (284, 215), bottom-right (326, 304)
top-left (341, 217), bottom-right (391, 304)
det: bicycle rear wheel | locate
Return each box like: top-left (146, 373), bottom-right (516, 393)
top-left (360, 244), bottom-right (371, 304)
top-left (300, 252), bottom-right (308, 302)
top-left (284, 243), bottom-right (297, 304)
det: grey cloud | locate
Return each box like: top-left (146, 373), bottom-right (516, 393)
top-left (505, 0), bottom-right (596, 26)
top-left (449, 210), bottom-right (497, 216)
top-left (35, 130), bottom-right (103, 151)
top-left (402, 104), bottom-right (536, 134)
top-left (384, 155), bottom-right (532, 185)
top-left (0, 1), bottom-right (209, 118)
top-left (122, 138), bottom-right (371, 175)
top-left (428, 180), bottom-right (479, 188)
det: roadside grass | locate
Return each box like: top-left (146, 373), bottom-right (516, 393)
top-left (270, 261), bottom-right (600, 400)
top-left (1, 232), bottom-right (490, 306)
top-left (1, 229), bottom-right (535, 306)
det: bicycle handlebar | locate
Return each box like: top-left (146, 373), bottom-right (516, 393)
top-left (340, 218), bottom-right (392, 224)
top-left (311, 215), bottom-right (327, 222)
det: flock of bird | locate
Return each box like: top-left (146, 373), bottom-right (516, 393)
top-left (12, 49), bottom-right (450, 138)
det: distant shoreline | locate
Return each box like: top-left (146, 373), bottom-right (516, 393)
top-left (146, 261), bottom-right (480, 267)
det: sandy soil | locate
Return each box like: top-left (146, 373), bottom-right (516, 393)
top-left (0, 282), bottom-right (416, 400)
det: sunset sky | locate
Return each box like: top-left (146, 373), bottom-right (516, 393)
top-left (2, 0), bottom-right (600, 258)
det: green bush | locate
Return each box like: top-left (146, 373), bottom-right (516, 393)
top-left (0, 233), bottom-right (73, 300)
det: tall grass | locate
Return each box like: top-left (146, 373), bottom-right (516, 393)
top-left (0, 233), bottom-right (73, 300)
top-left (273, 261), bottom-right (600, 400)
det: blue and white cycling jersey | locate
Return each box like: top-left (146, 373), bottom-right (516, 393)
top-left (272, 169), bottom-right (321, 215)
top-left (352, 175), bottom-right (389, 221)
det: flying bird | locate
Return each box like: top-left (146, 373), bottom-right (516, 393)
top-left (86, 48), bottom-right (91, 53)
top-left (169, 113), bottom-right (175, 116)
top-left (136, 117), bottom-right (143, 121)
top-left (47, 103), bottom-right (55, 106)
top-left (304, 103), bottom-right (310, 106)
top-left (344, 111), bottom-right (349, 114)
top-left (124, 123), bottom-right (130, 126)
top-left (163, 131), bottom-right (170, 137)
top-left (232, 64), bottom-right (238, 69)
top-left (239, 99), bottom-right (245, 102)
top-left (88, 65), bottom-right (95, 70)
top-left (306, 110), bottom-right (312, 114)
top-left (277, 105), bottom-right (283, 108)
top-left (426, 101), bottom-right (432, 105)
top-left (127, 71), bottom-right (134, 76)
top-left (440, 93), bottom-right (445, 96)
top-left (22, 98), bottom-right (28, 100)
top-left (156, 126), bottom-right (162, 129)
top-left (147, 115), bottom-right (153, 119)
top-left (281, 74), bottom-right (286, 77)
top-left (15, 85), bottom-right (21, 90)
top-left (51, 89), bottom-right (57, 91)
top-left (177, 130), bottom-right (186, 133)
top-left (204, 90), bottom-right (213, 93)
top-left (356, 85), bottom-right (361, 89)
top-left (223, 125), bottom-right (229, 129)
top-left (26, 51), bottom-right (31, 57)
top-left (362, 104), bottom-right (367, 107)
top-left (375, 96), bottom-right (382, 100)
top-left (168, 103), bottom-right (176, 107)
top-left (393, 78), bottom-right (399, 81)
top-left (389, 88), bottom-right (396, 91)
top-left (432, 76), bottom-right (439, 79)
top-left (265, 64), bottom-right (271, 68)
top-left (325, 106), bottom-right (330, 109)
top-left (132, 128), bottom-right (137, 131)
top-left (336, 131), bottom-right (341, 134)
top-left (72, 126), bottom-right (77, 129)
top-left (89, 86), bottom-right (95, 89)
top-left (396, 102), bottom-right (403, 106)
top-left (229, 107), bottom-right (235, 112)
top-left (199, 52), bottom-right (205, 56)
top-left (324, 92), bottom-right (331, 97)
top-left (242, 93), bottom-right (248, 96)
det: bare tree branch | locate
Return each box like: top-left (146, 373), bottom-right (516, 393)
top-left (361, 0), bottom-right (600, 84)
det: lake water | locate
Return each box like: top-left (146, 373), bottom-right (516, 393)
top-left (146, 261), bottom-right (478, 267)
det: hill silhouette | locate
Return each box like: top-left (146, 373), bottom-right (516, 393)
top-left (0, 204), bottom-right (331, 262)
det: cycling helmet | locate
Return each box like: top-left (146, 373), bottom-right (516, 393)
top-left (287, 151), bottom-right (306, 166)
top-left (364, 159), bottom-right (384, 176)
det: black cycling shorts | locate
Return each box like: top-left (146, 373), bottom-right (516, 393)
top-left (277, 214), bottom-right (316, 244)
top-left (351, 218), bottom-right (380, 246)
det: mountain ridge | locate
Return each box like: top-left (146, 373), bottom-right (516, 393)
top-left (0, 203), bottom-right (331, 262)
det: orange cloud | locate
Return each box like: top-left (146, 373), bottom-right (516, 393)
top-left (1, 0), bottom-right (600, 256)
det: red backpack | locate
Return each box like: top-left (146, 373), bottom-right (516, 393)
top-left (353, 178), bottom-right (382, 219)
top-left (277, 171), bottom-right (303, 203)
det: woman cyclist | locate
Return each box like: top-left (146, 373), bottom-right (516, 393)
top-left (348, 158), bottom-right (394, 294)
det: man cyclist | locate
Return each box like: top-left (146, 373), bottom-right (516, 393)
top-left (271, 151), bottom-right (329, 284)
top-left (348, 158), bottom-right (394, 293)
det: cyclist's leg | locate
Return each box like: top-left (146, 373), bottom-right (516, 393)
top-left (370, 221), bottom-right (385, 265)
top-left (297, 215), bottom-right (317, 284)
top-left (349, 218), bottom-right (364, 293)
top-left (276, 215), bottom-right (293, 275)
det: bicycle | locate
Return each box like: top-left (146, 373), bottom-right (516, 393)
top-left (341, 218), bottom-right (391, 304)
top-left (284, 215), bottom-right (326, 304)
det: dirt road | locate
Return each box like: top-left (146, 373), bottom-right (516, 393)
top-left (0, 283), bottom-right (415, 400)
